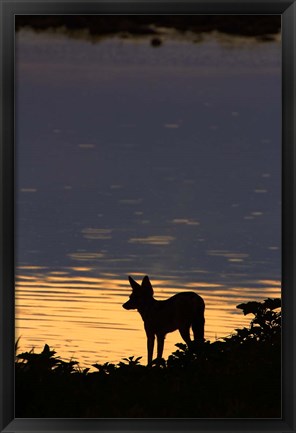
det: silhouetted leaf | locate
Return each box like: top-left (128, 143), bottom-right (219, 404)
top-left (236, 301), bottom-right (260, 315)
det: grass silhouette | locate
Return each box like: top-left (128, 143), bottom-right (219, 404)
top-left (15, 298), bottom-right (281, 418)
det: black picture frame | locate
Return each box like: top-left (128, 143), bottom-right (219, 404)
top-left (1, 1), bottom-right (295, 432)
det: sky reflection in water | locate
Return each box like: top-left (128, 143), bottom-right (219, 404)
top-left (15, 30), bottom-right (281, 366)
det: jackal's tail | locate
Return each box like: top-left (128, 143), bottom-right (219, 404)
top-left (192, 312), bottom-right (205, 343)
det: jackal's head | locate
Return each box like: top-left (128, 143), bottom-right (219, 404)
top-left (122, 275), bottom-right (154, 310)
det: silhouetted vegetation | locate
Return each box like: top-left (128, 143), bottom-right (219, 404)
top-left (16, 15), bottom-right (281, 42)
top-left (15, 298), bottom-right (281, 418)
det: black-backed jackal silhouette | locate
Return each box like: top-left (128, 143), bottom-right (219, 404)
top-left (123, 275), bottom-right (205, 364)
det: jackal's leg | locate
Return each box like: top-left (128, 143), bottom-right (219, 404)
top-left (157, 334), bottom-right (165, 359)
top-left (147, 334), bottom-right (155, 364)
top-left (192, 315), bottom-right (205, 343)
top-left (179, 326), bottom-right (191, 347)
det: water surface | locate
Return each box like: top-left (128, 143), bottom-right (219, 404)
top-left (15, 30), bottom-right (281, 366)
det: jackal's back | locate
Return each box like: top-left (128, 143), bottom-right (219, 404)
top-left (148, 291), bottom-right (205, 335)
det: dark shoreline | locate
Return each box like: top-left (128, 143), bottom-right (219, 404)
top-left (15, 298), bottom-right (281, 418)
top-left (16, 15), bottom-right (281, 40)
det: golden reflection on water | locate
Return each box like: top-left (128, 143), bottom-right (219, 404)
top-left (15, 268), bottom-right (281, 368)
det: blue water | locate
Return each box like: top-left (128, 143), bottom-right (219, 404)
top-left (15, 30), bottom-right (281, 365)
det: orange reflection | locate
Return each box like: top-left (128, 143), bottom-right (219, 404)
top-left (15, 270), bottom-right (281, 368)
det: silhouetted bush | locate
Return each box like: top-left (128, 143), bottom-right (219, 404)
top-left (15, 298), bottom-right (281, 418)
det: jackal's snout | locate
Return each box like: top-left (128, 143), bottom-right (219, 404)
top-left (122, 299), bottom-right (136, 310)
top-left (122, 301), bottom-right (130, 310)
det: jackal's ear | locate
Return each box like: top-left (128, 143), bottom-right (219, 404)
top-left (142, 276), bottom-right (154, 295)
top-left (128, 276), bottom-right (141, 292)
